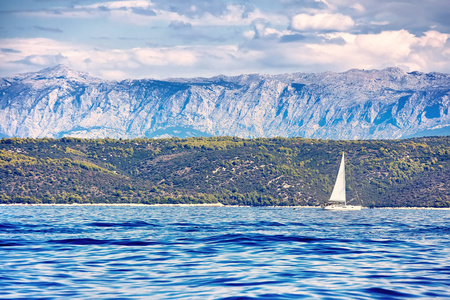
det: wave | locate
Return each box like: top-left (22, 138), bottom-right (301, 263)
top-left (364, 287), bottom-right (418, 298)
top-left (1, 207), bottom-right (449, 299)
top-left (88, 220), bottom-right (160, 228)
top-left (48, 238), bottom-right (156, 246)
top-left (200, 233), bottom-right (325, 245)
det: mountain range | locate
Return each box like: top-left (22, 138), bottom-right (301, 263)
top-left (1, 65), bottom-right (449, 140)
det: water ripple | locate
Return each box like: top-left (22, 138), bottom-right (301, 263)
top-left (0, 206), bottom-right (449, 299)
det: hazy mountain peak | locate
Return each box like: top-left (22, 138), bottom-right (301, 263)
top-left (27, 64), bottom-right (95, 81)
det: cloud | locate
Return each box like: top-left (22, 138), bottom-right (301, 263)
top-left (33, 26), bottom-right (63, 33)
top-left (17, 1), bottom-right (157, 21)
top-left (168, 21), bottom-right (192, 30)
top-left (86, 1), bottom-right (154, 10)
top-left (0, 26), bottom-right (449, 80)
top-left (131, 7), bottom-right (156, 16)
top-left (279, 34), bottom-right (307, 43)
top-left (251, 19), bottom-right (281, 39)
top-left (351, 3), bottom-right (365, 13)
top-left (1, 48), bottom-right (21, 53)
top-left (354, 30), bottom-right (415, 59)
top-left (133, 48), bottom-right (197, 66)
top-left (15, 53), bottom-right (67, 67)
top-left (16, 1), bottom-right (287, 29)
top-left (301, 30), bottom-right (450, 71)
top-left (343, 0), bottom-right (450, 34)
top-left (242, 30), bottom-right (255, 40)
top-left (290, 13), bottom-right (355, 31)
top-left (149, 0), bottom-right (230, 18)
top-left (279, 33), bottom-right (346, 44)
top-left (416, 30), bottom-right (448, 48)
top-left (182, 5), bottom-right (286, 27)
top-left (239, 27), bottom-right (450, 73)
top-left (241, 18), bottom-right (292, 43)
top-left (0, 38), bottom-right (249, 79)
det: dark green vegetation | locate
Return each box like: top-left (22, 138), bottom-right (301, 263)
top-left (0, 136), bottom-right (448, 207)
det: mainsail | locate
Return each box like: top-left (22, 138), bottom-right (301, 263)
top-left (329, 153), bottom-right (346, 203)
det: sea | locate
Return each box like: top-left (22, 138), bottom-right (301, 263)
top-left (0, 206), bottom-right (449, 299)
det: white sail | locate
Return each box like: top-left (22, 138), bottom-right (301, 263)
top-left (329, 153), bottom-right (346, 203)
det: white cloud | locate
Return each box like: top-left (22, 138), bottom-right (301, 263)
top-left (243, 30), bottom-right (256, 39)
top-left (354, 30), bottom-right (415, 59)
top-left (370, 21), bottom-right (389, 26)
top-left (250, 20), bottom-right (288, 40)
top-left (417, 31), bottom-right (448, 48)
top-left (133, 48), bottom-right (197, 66)
top-left (319, 0), bottom-right (364, 11)
top-left (0, 38), bottom-right (263, 79)
top-left (99, 69), bottom-right (128, 79)
top-left (264, 28), bottom-right (283, 37)
top-left (290, 13), bottom-right (355, 31)
top-left (304, 30), bottom-right (450, 72)
top-left (154, 4), bottom-right (286, 27)
top-left (1, 28), bottom-right (449, 80)
top-left (17, 0), bottom-right (168, 26)
top-left (83, 0), bottom-right (154, 10)
top-left (19, 1), bottom-right (286, 28)
top-left (351, 3), bottom-right (365, 13)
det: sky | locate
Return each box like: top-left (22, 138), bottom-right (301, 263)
top-left (0, 0), bottom-right (449, 80)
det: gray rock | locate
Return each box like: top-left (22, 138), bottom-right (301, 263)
top-left (1, 65), bottom-right (449, 139)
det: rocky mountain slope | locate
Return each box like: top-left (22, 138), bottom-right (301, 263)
top-left (1, 65), bottom-right (449, 139)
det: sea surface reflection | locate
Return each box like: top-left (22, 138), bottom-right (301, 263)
top-left (1, 206), bottom-right (449, 299)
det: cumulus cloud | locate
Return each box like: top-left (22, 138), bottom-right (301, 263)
top-left (168, 21), bottom-right (192, 30)
top-left (0, 38), bottom-right (261, 79)
top-left (354, 30), bottom-right (416, 59)
top-left (149, 0), bottom-right (230, 18)
top-left (290, 13), bottom-right (355, 31)
top-left (303, 30), bottom-right (450, 71)
top-left (18, 1), bottom-right (286, 29)
top-left (18, 0), bottom-right (159, 24)
top-left (1, 28), bottom-right (449, 80)
top-left (249, 19), bottom-right (286, 40)
top-left (1, 0), bottom-right (450, 78)
top-left (183, 5), bottom-right (286, 27)
top-left (417, 31), bottom-right (449, 48)
top-left (84, 1), bottom-right (154, 10)
top-left (242, 30), bottom-right (256, 39)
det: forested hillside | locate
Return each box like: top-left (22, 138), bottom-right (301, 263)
top-left (0, 136), bottom-right (448, 207)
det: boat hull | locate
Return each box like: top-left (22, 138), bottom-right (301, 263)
top-left (323, 205), bottom-right (362, 211)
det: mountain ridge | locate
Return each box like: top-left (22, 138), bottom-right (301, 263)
top-left (1, 65), bottom-right (449, 140)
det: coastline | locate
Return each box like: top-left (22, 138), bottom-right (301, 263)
top-left (1, 203), bottom-right (449, 209)
top-left (370, 207), bottom-right (450, 210)
top-left (0, 203), bottom-right (225, 207)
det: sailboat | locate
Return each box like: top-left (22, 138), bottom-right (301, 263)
top-left (323, 153), bottom-right (361, 211)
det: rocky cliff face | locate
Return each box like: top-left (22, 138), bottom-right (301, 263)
top-left (1, 65), bottom-right (449, 139)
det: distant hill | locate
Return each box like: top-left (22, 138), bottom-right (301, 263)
top-left (0, 65), bottom-right (449, 140)
top-left (1, 136), bottom-right (448, 207)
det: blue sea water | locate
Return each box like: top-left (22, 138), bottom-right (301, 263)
top-left (0, 206), bottom-right (449, 299)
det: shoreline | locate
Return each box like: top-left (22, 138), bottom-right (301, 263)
top-left (0, 203), bottom-right (225, 207)
top-left (369, 207), bottom-right (450, 210)
top-left (1, 203), bottom-right (449, 209)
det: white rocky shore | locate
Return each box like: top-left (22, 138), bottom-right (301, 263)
top-left (1, 203), bottom-right (449, 209)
